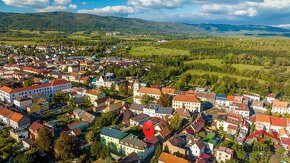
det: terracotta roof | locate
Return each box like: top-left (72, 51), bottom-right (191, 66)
top-left (0, 107), bottom-right (14, 117)
top-left (217, 146), bottom-right (234, 155)
top-left (273, 100), bottom-right (288, 109)
top-left (282, 137), bottom-right (290, 145)
top-left (159, 127), bottom-right (171, 138)
top-left (23, 67), bottom-right (42, 73)
top-left (227, 96), bottom-right (235, 101)
top-left (255, 114), bottom-right (271, 123)
top-left (162, 88), bottom-right (176, 94)
top-left (81, 76), bottom-right (89, 81)
top-left (29, 121), bottom-right (43, 131)
top-left (271, 116), bottom-right (287, 127)
top-left (173, 94), bottom-right (201, 103)
top-left (10, 112), bottom-right (24, 123)
top-left (85, 89), bottom-right (102, 96)
top-left (138, 87), bottom-right (161, 95)
top-left (174, 108), bottom-right (192, 119)
top-left (69, 72), bottom-right (78, 76)
top-left (0, 79), bottom-right (70, 93)
top-left (158, 152), bottom-right (190, 163)
top-left (195, 140), bottom-right (205, 149)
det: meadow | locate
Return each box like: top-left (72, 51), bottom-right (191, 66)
top-left (129, 46), bottom-right (189, 56)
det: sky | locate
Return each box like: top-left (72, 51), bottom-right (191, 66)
top-left (1, 0), bottom-right (290, 28)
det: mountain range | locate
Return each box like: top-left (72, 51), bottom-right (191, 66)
top-left (1, 12), bottom-right (290, 37)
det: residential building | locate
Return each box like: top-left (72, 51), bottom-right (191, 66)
top-left (0, 79), bottom-right (71, 104)
top-left (172, 94), bottom-right (201, 112)
top-left (186, 139), bottom-right (205, 157)
top-left (215, 94), bottom-right (227, 107)
top-left (266, 93), bottom-right (276, 103)
top-left (9, 129), bottom-right (29, 142)
top-left (158, 152), bottom-right (190, 163)
top-left (0, 107), bottom-right (14, 125)
top-left (84, 88), bottom-right (106, 104)
top-left (73, 109), bottom-right (96, 124)
top-left (13, 97), bottom-right (33, 110)
top-left (130, 113), bottom-right (149, 126)
top-left (163, 137), bottom-right (187, 156)
top-left (22, 138), bottom-right (36, 149)
top-left (271, 99), bottom-right (289, 115)
top-left (215, 146), bottom-right (234, 163)
top-left (100, 127), bottom-right (128, 152)
top-left (27, 98), bottom-right (49, 113)
top-left (9, 112), bottom-right (30, 129)
top-left (143, 104), bottom-right (174, 120)
top-left (133, 80), bottom-right (161, 104)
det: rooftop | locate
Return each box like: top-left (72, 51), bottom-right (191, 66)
top-left (101, 127), bottom-right (127, 140)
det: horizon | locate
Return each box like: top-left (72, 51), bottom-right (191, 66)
top-left (0, 0), bottom-right (290, 28)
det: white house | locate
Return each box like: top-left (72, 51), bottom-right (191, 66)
top-left (266, 93), bottom-right (276, 103)
top-left (13, 97), bottom-right (33, 110)
top-left (0, 107), bottom-right (14, 125)
top-left (271, 100), bottom-right (289, 115)
top-left (143, 105), bottom-right (174, 120)
top-left (186, 139), bottom-right (205, 157)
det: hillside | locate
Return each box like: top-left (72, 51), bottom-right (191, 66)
top-left (1, 12), bottom-right (290, 36)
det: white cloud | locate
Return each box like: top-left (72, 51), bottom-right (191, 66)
top-left (233, 8), bottom-right (257, 17)
top-left (54, 0), bottom-right (71, 6)
top-left (36, 5), bottom-right (67, 12)
top-left (2, 0), bottom-right (48, 8)
top-left (69, 4), bottom-right (77, 9)
top-left (128, 0), bottom-right (192, 9)
top-left (272, 24), bottom-right (290, 29)
top-left (78, 6), bottom-right (136, 16)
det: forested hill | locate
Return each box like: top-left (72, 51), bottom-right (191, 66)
top-left (0, 12), bottom-right (206, 35)
top-left (1, 12), bottom-right (290, 36)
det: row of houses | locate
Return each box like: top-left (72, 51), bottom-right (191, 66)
top-left (0, 107), bottom-right (30, 129)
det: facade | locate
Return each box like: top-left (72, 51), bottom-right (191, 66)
top-left (172, 94), bottom-right (201, 112)
top-left (9, 112), bottom-right (30, 129)
top-left (0, 79), bottom-right (71, 104)
top-left (215, 146), bottom-right (234, 162)
top-left (100, 127), bottom-right (127, 152)
top-left (133, 80), bottom-right (161, 104)
top-left (0, 107), bottom-right (14, 125)
top-left (271, 99), bottom-right (289, 115)
top-left (215, 94), bottom-right (227, 107)
top-left (84, 89), bottom-right (106, 104)
top-left (13, 97), bottom-right (33, 110)
top-left (143, 104), bottom-right (174, 120)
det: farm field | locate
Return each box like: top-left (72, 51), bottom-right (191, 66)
top-left (185, 69), bottom-right (266, 83)
top-left (184, 59), bottom-right (265, 71)
top-left (129, 46), bottom-right (189, 56)
top-left (0, 40), bottom-right (37, 45)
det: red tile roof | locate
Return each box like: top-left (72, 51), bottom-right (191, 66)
top-left (0, 107), bottom-right (14, 117)
top-left (227, 96), bottom-right (235, 101)
top-left (10, 112), bottom-right (24, 123)
top-left (29, 121), bottom-right (43, 132)
top-left (161, 88), bottom-right (175, 94)
top-left (270, 116), bottom-right (287, 127)
top-left (139, 87), bottom-right (161, 95)
top-left (173, 94), bottom-right (201, 103)
top-left (255, 115), bottom-right (271, 123)
top-left (158, 152), bottom-right (190, 163)
top-left (273, 100), bottom-right (288, 109)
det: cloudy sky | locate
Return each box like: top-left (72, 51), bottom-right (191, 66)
top-left (1, 0), bottom-right (290, 27)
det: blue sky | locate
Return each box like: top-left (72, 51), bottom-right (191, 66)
top-left (1, 0), bottom-right (290, 28)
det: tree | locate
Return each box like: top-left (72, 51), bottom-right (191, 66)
top-left (157, 93), bottom-right (171, 107)
top-left (141, 94), bottom-right (153, 105)
top-left (154, 144), bottom-right (162, 158)
top-left (55, 132), bottom-right (80, 160)
top-left (23, 80), bottom-right (33, 87)
top-left (85, 131), bottom-right (96, 143)
top-left (100, 146), bottom-right (110, 159)
top-left (118, 83), bottom-right (128, 96)
top-left (8, 56), bottom-right (15, 65)
top-left (90, 141), bottom-right (102, 160)
top-left (14, 150), bottom-right (37, 163)
top-left (169, 114), bottom-right (184, 131)
top-left (36, 127), bottom-right (53, 152)
top-left (110, 84), bottom-right (116, 92)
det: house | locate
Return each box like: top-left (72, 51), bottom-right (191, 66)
top-left (266, 93), bottom-right (276, 103)
top-left (172, 94), bottom-right (201, 112)
top-left (27, 98), bottom-right (49, 113)
top-left (29, 121), bottom-right (44, 140)
top-left (252, 100), bottom-right (266, 111)
top-left (120, 109), bottom-right (135, 125)
top-left (94, 98), bottom-right (125, 113)
top-left (281, 137), bottom-right (290, 150)
top-left (130, 113), bottom-right (149, 126)
top-left (253, 114), bottom-right (271, 131)
top-left (203, 132), bottom-right (218, 151)
top-left (163, 137), bottom-right (187, 156)
top-left (215, 94), bottom-right (227, 107)
top-left (0, 79), bottom-right (71, 104)
top-left (100, 127), bottom-right (128, 152)
top-left (9, 129), bottom-right (29, 142)
top-left (120, 134), bottom-right (154, 159)
top-left (215, 112), bottom-right (243, 135)
top-left (155, 127), bottom-right (171, 142)
top-left (215, 146), bottom-right (234, 163)
top-left (270, 116), bottom-right (287, 131)
top-left (84, 89), bottom-right (106, 104)
top-left (184, 116), bottom-right (205, 135)
top-left (195, 92), bottom-right (216, 105)
top-left (186, 139), bottom-right (205, 157)
top-left (73, 109), bottom-right (96, 124)
top-left (174, 108), bottom-right (192, 119)
top-left (158, 152), bottom-right (190, 163)
top-left (128, 103), bottom-right (144, 114)
top-left (119, 152), bottom-right (141, 163)
top-left (13, 97), bottom-right (33, 110)
top-left (133, 80), bottom-right (161, 104)
top-left (9, 112), bottom-right (30, 129)
top-left (22, 138), bottom-right (37, 149)
top-left (67, 121), bottom-right (90, 130)
top-left (67, 65), bottom-right (79, 73)
top-left (226, 96), bottom-right (235, 107)
top-left (244, 94), bottom-right (261, 102)
top-left (0, 107), bottom-right (14, 125)
top-left (271, 99), bottom-right (289, 115)
top-left (143, 104), bottom-right (174, 120)
top-left (92, 76), bottom-right (118, 90)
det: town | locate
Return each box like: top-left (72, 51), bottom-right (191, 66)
top-left (0, 42), bottom-right (289, 163)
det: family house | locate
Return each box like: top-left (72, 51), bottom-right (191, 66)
top-left (100, 127), bottom-right (128, 152)
top-left (84, 88), bottom-right (106, 104)
top-left (143, 104), bottom-right (174, 120)
top-left (0, 107), bottom-right (14, 125)
top-left (271, 99), bottom-right (289, 115)
top-left (215, 146), bottom-right (234, 163)
top-left (73, 109), bottom-right (96, 124)
top-left (9, 112), bottom-right (30, 129)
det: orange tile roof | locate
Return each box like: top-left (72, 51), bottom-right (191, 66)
top-left (227, 96), bottom-right (235, 101)
top-left (0, 107), bottom-right (14, 117)
top-left (256, 114), bottom-right (271, 123)
top-left (173, 94), bottom-right (201, 103)
top-left (86, 89), bottom-right (102, 96)
top-left (10, 112), bottom-right (24, 123)
top-left (139, 87), bottom-right (161, 95)
top-left (158, 152), bottom-right (190, 163)
top-left (23, 67), bottom-right (42, 73)
top-left (0, 79), bottom-right (70, 94)
top-left (162, 88), bottom-right (175, 94)
top-left (81, 76), bottom-right (89, 81)
top-left (271, 116), bottom-right (287, 127)
top-left (273, 100), bottom-right (288, 109)
top-left (69, 72), bottom-right (78, 76)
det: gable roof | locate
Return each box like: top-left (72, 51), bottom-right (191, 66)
top-left (273, 100), bottom-right (288, 109)
top-left (85, 89), bottom-right (102, 96)
top-left (138, 87), bottom-right (161, 95)
top-left (217, 146), bottom-right (234, 155)
top-left (29, 121), bottom-right (43, 131)
top-left (173, 94), bottom-right (201, 103)
top-left (255, 115), bottom-right (271, 123)
top-left (0, 107), bottom-right (14, 117)
top-left (158, 152), bottom-right (190, 163)
top-left (101, 127), bottom-right (127, 140)
top-left (10, 112), bottom-right (24, 123)
top-left (271, 116), bottom-right (287, 127)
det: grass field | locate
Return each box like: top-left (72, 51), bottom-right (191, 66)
top-left (186, 69), bottom-right (266, 83)
top-left (184, 59), bottom-right (264, 71)
top-left (129, 46), bottom-right (189, 56)
top-left (0, 40), bottom-right (37, 45)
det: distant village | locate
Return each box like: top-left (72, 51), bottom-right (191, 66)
top-left (0, 43), bottom-right (289, 162)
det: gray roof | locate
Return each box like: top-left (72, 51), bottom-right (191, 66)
top-left (156, 107), bottom-right (174, 115)
top-left (129, 103), bottom-right (144, 112)
top-left (120, 134), bottom-right (147, 150)
top-left (101, 127), bottom-right (127, 140)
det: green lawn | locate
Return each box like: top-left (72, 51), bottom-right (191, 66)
top-left (129, 46), bottom-right (189, 56)
top-left (0, 40), bottom-right (37, 45)
top-left (186, 69), bottom-right (266, 83)
top-left (184, 59), bottom-right (264, 71)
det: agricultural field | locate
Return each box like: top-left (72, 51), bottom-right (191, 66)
top-left (129, 46), bottom-right (189, 56)
top-left (184, 59), bottom-right (265, 71)
top-left (0, 40), bottom-right (37, 45)
top-left (185, 69), bottom-right (266, 83)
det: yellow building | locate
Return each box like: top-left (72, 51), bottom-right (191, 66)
top-left (27, 98), bottom-right (49, 113)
